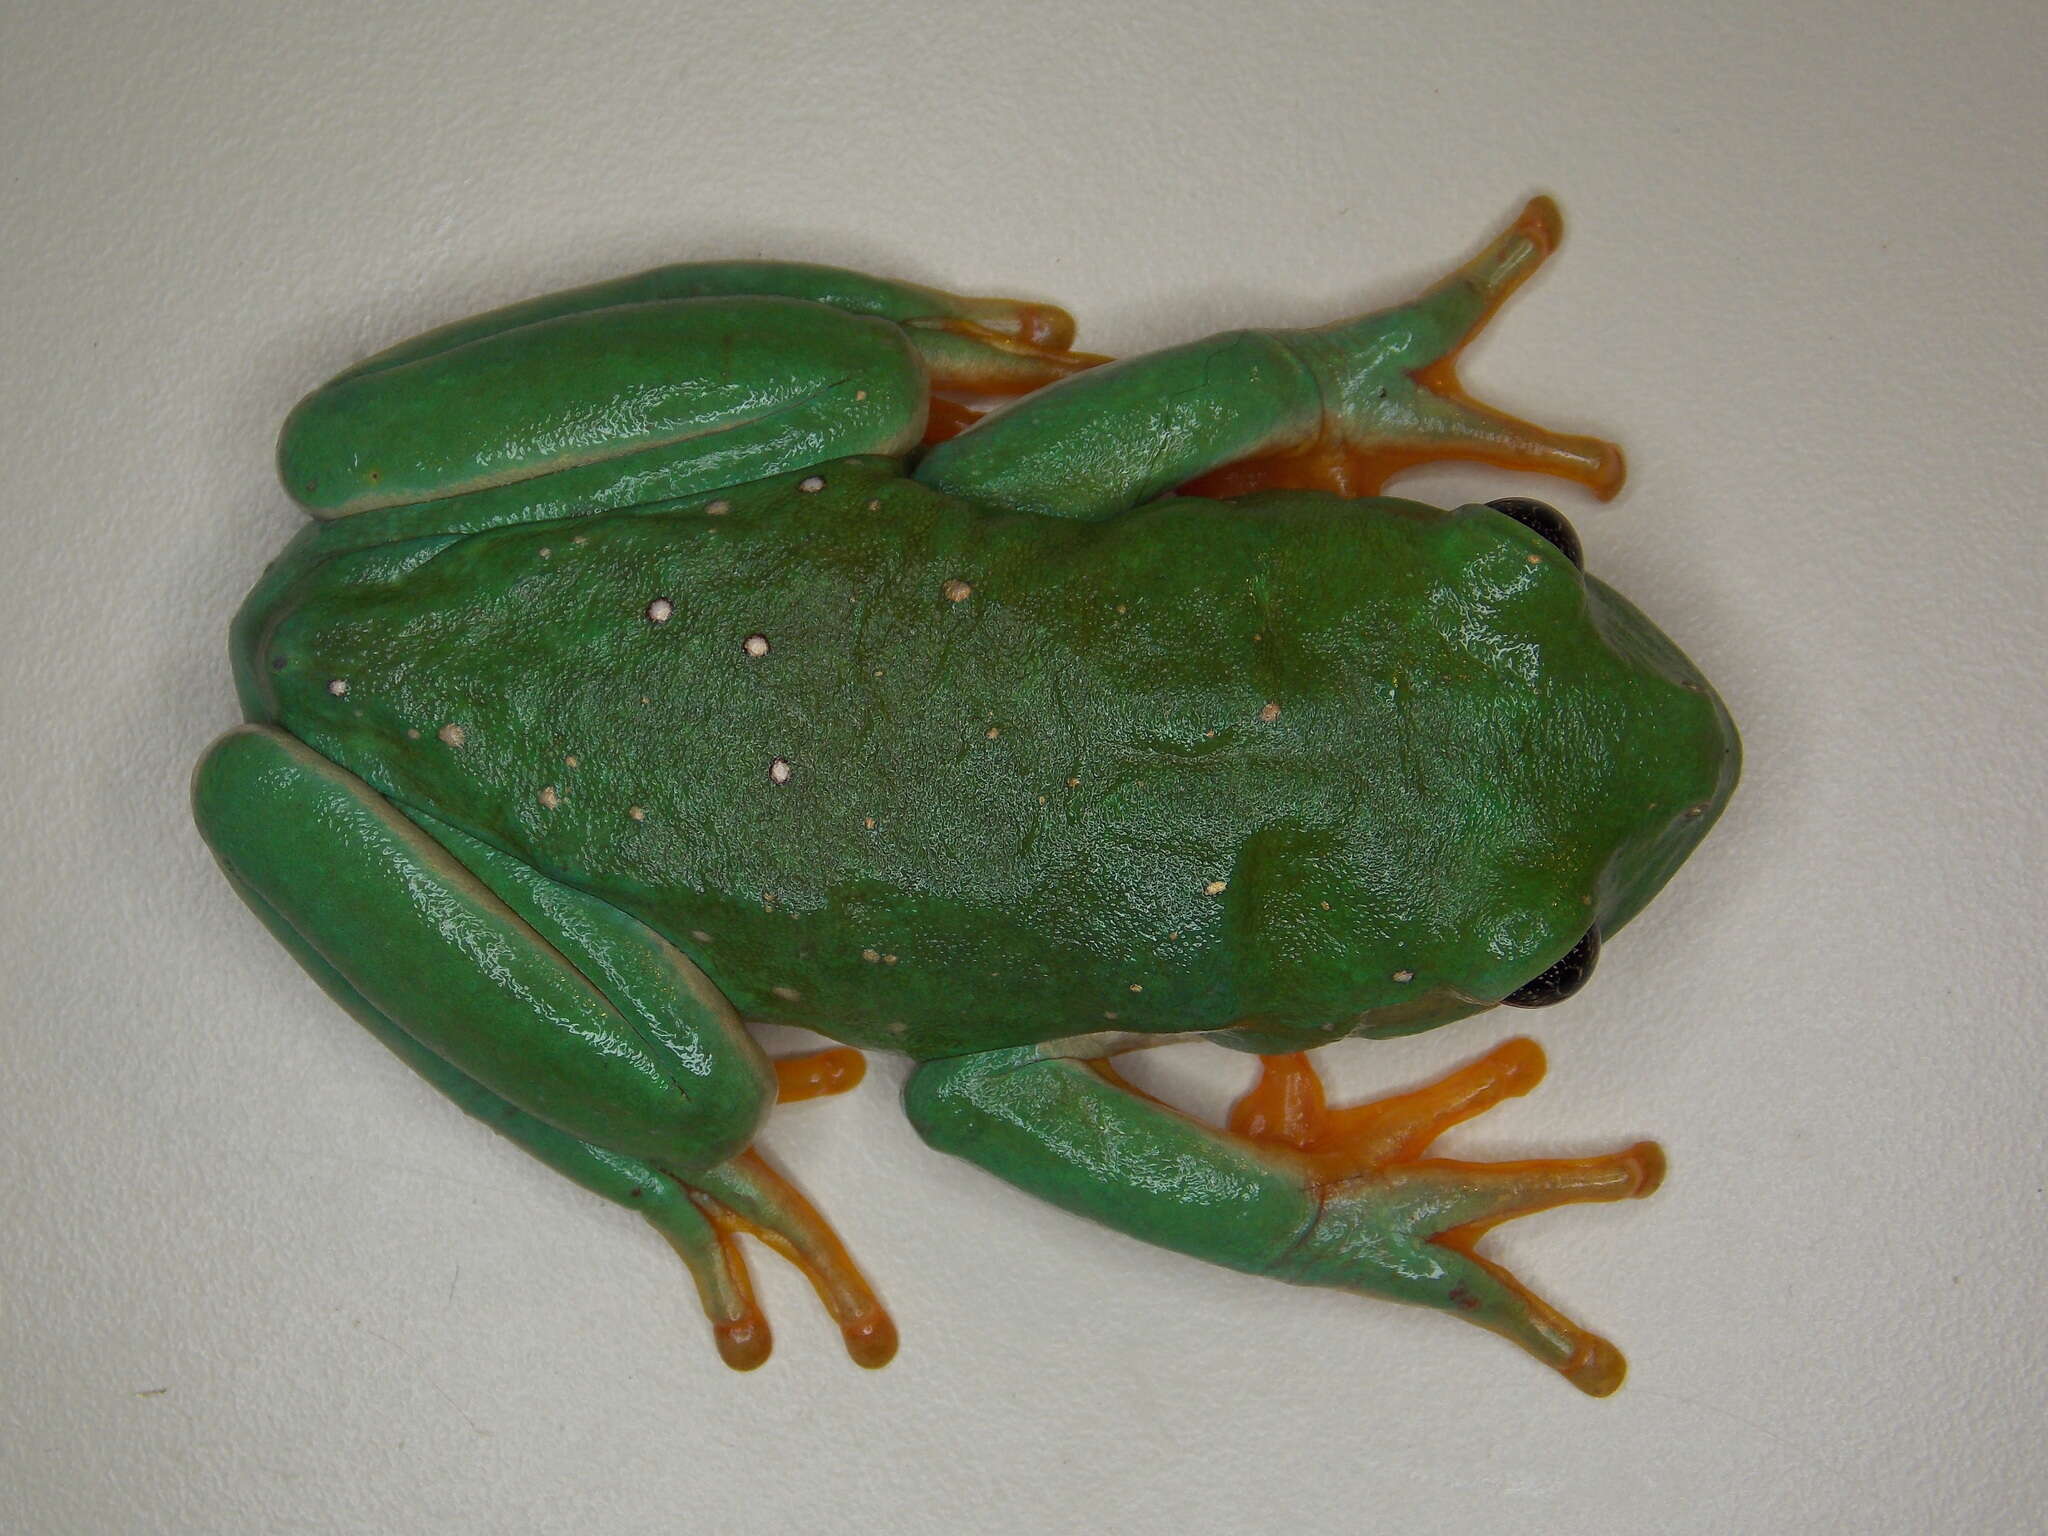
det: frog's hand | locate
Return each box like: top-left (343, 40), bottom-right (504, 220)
top-left (917, 197), bottom-right (1622, 520)
top-left (193, 725), bottom-right (893, 1371)
top-left (906, 1037), bottom-right (1659, 1395)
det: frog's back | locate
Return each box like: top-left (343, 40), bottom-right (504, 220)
top-left (244, 456), bottom-right (1721, 1056)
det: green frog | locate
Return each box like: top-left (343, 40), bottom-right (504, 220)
top-left (194, 198), bottom-right (1737, 1395)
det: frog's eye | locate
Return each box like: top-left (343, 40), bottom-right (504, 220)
top-left (1487, 497), bottom-right (1583, 569)
top-left (1500, 926), bottom-right (1600, 1007)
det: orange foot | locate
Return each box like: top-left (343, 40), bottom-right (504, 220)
top-left (773, 1046), bottom-right (867, 1103)
top-left (651, 1049), bottom-right (894, 1373)
top-left (1183, 197), bottom-right (1626, 503)
top-left (1229, 1039), bottom-right (1663, 1396)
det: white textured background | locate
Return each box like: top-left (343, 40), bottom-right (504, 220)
top-left (3, 2), bottom-right (2043, 1531)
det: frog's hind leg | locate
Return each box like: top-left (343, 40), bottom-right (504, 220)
top-left (193, 725), bottom-right (893, 1370)
top-left (282, 261), bottom-right (1103, 536)
top-left (215, 884), bottom-right (778, 1368)
top-left (325, 260), bottom-right (1098, 398)
top-left (904, 315), bottom-right (1108, 445)
top-left (689, 1151), bottom-right (898, 1367)
top-left (772, 1048), bottom-right (868, 1103)
top-left (916, 197), bottom-right (1622, 519)
top-left (280, 296), bottom-right (933, 538)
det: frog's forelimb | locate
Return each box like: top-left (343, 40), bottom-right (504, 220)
top-left (905, 1037), bottom-right (1660, 1396)
top-left (917, 195), bottom-right (1622, 519)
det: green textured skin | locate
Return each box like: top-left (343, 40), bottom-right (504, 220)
top-left (238, 457), bottom-right (1730, 1059)
top-left (195, 219), bottom-right (1739, 1386)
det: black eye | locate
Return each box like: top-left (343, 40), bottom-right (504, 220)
top-left (1487, 497), bottom-right (1583, 569)
top-left (1501, 926), bottom-right (1600, 1007)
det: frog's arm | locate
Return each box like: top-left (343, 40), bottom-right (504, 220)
top-left (904, 1038), bottom-right (1661, 1395)
top-left (916, 196), bottom-right (1623, 521)
top-left (192, 725), bottom-right (893, 1369)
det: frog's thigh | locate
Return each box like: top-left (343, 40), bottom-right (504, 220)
top-left (325, 260), bottom-right (1076, 381)
top-left (281, 296), bottom-right (927, 524)
top-left (192, 725), bottom-right (773, 1171)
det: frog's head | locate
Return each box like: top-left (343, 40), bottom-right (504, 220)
top-left (1350, 495), bottom-right (1740, 1038)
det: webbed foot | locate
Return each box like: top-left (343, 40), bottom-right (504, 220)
top-left (663, 1055), bottom-right (887, 1370)
top-left (1230, 1039), bottom-right (1661, 1396)
top-left (772, 1046), bottom-right (867, 1103)
top-left (653, 1147), bottom-right (897, 1372)
top-left (904, 294), bottom-right (1109, 443)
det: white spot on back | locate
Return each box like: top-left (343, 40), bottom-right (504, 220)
top-left (772, 984), bottom-right (802, 1002)
top-left (1258, 701), bottom-right (1280, 723)
top-left (326, 678), bottom-right (349, 696)
top-left (744, 634), bottom-right (770, 657)
top-left (1204, 880), bottom-right (1228, 895)
top-left (646, 598), bottom-right (673, 624)
top-left (438, 723), bottom-right (466, 748)
top-left (943, 579), bottom-right (973, 602)
top-left (537, 785), bottom-right (560, 810)
top-left (769, 757), bottom-right (792, 784)
top-left (705, 500), bottom-right (730, 515)
top-left (798, 475), bottom-right (826, 493)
